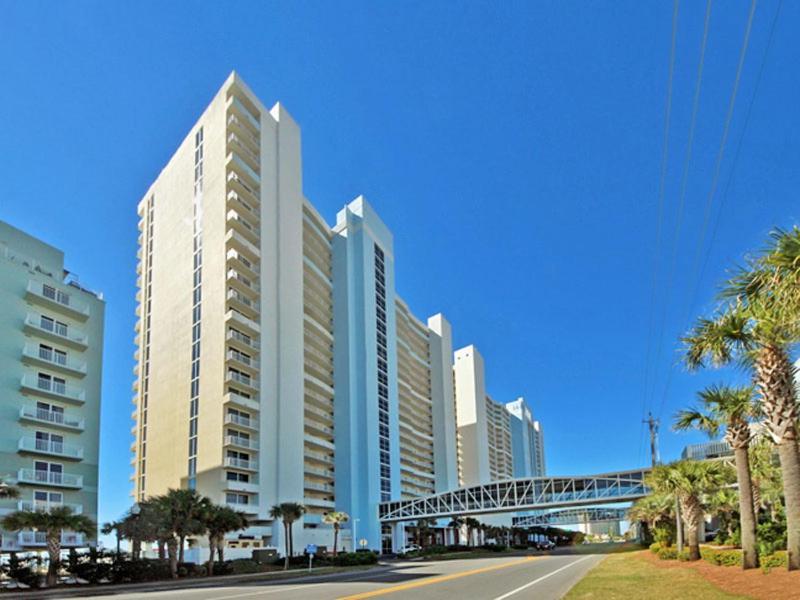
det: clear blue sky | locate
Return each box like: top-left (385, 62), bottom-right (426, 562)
top-left (1, 1), bottom-right (798, 532)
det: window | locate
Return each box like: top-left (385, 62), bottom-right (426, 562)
top-left (40, 315), bottom-right (68, 336)
top-left (43, 284), bottom-right (70, 306)
top-left (38, 344), bottom-right (67, 365)
top-left (35, 431), bottom-right (64, 452)
top-left (226, 471), bottom-right (250, 482)
top-left (37, 373), bottom-right (66, 394)
top-left (225, 493), bottom-right (249, 505)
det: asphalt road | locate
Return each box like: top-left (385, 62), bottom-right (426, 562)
top-left (89, 553), bottom-right (604, 600)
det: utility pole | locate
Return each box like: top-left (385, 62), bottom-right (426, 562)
top-left (643, 412), bottom-right (660, 467)
top-left (643, 412), bottom-right (683, 551)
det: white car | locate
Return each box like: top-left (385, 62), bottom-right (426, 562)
top-left (398, 544), bottom-right (422, 554)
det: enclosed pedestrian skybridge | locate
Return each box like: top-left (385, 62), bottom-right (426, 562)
top-left (512, 507), bottom-right (629, 528)
top-left (379, 469), bottom-right (649, 522)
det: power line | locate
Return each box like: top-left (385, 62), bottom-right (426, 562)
top-left (693, 0), bottom-right (783, 316)
top-left (683, 0), bottom-right (758, 327)
top-left (657, 0), bottom-right (763, 422)
top-left (649, 0), bottom-right (713, 410)
top-left (641, 0), bottom-right (680, 430)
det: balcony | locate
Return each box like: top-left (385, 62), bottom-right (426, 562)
top-left (17, 468), bottom-right (82, 488)
top-left (226, 309), bottom-right (260, 336)
top-left (224, 390), bottom-right (260, 413)
top-left (305, 450), bottom-right (334, 466)
top-left (226, 171), bottom-right (259, 206)
top-left (227, 248), bottom-right (259, 279)
top-left (226, 370), bottom-right (258, 392)
top-left (18, 531), bottom-right (86, 547)
top-left (226, 349), bottom-right (258, 372)
top-left (227, 210), bottom-right (260, 246)
top-left (304, 466), bottom-right (334, 479)
top-left (304, 481), bottom-right (334, 493)
top-left (25, 281), bottom-right (89, 321)
top-left (24, 315), bottom-right (89, 350)
top-left (226, 228), bottom-right (260, 263)
top-left (226, 132), bottom-right (260, 172)
top-left (227, 190), bottom-right (259, 220)
top-left (224, 499), bottom-right (258, 515)
top-left (305, 418), bottom-right (334, 439)
top-left (224, 457), bottom-right (258, 472)
top-left (18, 437), bottom-right (83, 460)
top-left (0, 536), bottom-right (21, 551)
top-left (21, 375), bottom-right (85, 405)
top-left (227, 329), bottom-right (260, 353)
top-left (228, 95), bottom-right (261, 131)
top-left (227, 288), bottom-right (259, 320)
top-left (304, 497), bottom-right (335, 509)
top-left (21, 344), bottom-right (87, 377)
top-left (19, 406), bottom-right (85, 431)
top-left (222, 476), bottom-right (260, 494)
top-left (224, 435), bottom-right (259, 451)
top-left (226, 269), bottom-right (259, 297)
top-left (225, 413), bottom-right (257, 431)
top-left (304, 433), bottom-right (334, 451)
top-left (18, 501), bottom-right (83, 514)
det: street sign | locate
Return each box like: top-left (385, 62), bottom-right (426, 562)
top-left (359, 538), bottom-right (368, 549)
top-left (305, 544), bottom-right (317, 555)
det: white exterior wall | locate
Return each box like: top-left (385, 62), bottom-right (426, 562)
top-left (453, 345), bottom-right (490, 486)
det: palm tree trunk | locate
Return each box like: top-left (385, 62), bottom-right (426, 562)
top-left (167, 537), bottom-right (179, 578)
top-left (734, 446), bottom-right (759, 569)
top-left (178, 535), bottom-right (185, 564)
top-left (333, 527), bottom-right (339, 557)
top-left (283, 524), bottom-right (290, 570)
top-left (777, 439), bottom-right (800, 570)
top-left (46, 535), bottom-right (61, 587)
top-left (116, 532), bottom-right (121, 556)
top-left (158, 540), bottom-right (166, 560)
top-left (217, 536), bottom-right (224, 563)
top-left (207, 537), bottom-right (215, 576)
top-left (133, 539), bottom-right (141, 561)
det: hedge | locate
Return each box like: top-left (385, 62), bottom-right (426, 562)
top-left (701, 548), bottom-right (742, 567)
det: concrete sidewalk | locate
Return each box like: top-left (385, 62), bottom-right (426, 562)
top-left (5, 563), bottom-right (390, 598)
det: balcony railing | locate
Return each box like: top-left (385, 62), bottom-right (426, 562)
top-left (224, 435), bottom-right (259, 450)
top-left (21, 375), bottom-right (85, 404)
top-left (305, 450), bottom-right (334, 465)
top-left (227, 329), bottom-right (260, 350)
top-left (17, 468), bottom-right (82, 488)
top-left (304, 466), bottom-right (334, 479)
top-left (225, 413), bottom-right (257, 430)
top-left (18, 501), bottom-right (83, 514)
top-left (304, 481), bottom-right (334, 493)
top-left (25, 281), bottom-right (89, 321)
top-left (24, 315), bottom-right (88, 349)
top-left (226, 310), bottom-right (260, 335)
top-left (18, 437), bottom-right (83, 460)
top-left (22, 344), bottom-right (87, 376)
top-left (227, 370), bottom-right (258, 391)
top-left (18, 531), bottom-right (85, 547)
top-left (19, 406), bottom-right (85, 430)
top-left (226, 229), bottom-right (260, 262)
top-left (227, 349), bottom-right (257, 369)
top-left (224, 457), bottom-right (257, 471)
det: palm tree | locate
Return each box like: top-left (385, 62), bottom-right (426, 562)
top-left (0, 478), bottom-right (19, 499)
top-left (152, 489), bottom-right (210, 578)
top-left (647, 460), bottom-right (731, 561)
top-left (628, 492), bottom-right (674, 543)
top-left (2, 506), bottom-right (95, 587)
top-left (674, 384), bottom-right (760, 568)
top-left (689, 227), bottom-right (800, 569)
top-left (749, 435), bottom-right (784, 520)
top-left (707, 488), bottom-right (739, 542)
top-left (203, 505), bottom-right (248, 575)
top-left (270, 503), bottom-right (306, 570)
top-left (322, 512), bottom-right (349, 557)
top-left (415, 518), bottom-right (434, 548)
top-left (101, 520), bottom-right (123, 556)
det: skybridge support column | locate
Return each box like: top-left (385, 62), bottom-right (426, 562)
top-left (391, 522), bottom-right (405, 553)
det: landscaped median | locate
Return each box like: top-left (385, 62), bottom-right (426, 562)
top-left (565, 548), bottom-right (800, 600)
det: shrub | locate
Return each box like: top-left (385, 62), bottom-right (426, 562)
top-left (480, 544), bottom-right (507, 552)
top-left (649, 542), bottom-right (662, 554)
top-left (760, 551), bottom-right (787, 574)
top-left (332, 551), bottom-right (378, 566)
top-left (420, 545), bottom-right (447, 555)
top-left (757, 521), bottom-right (786, 556)
top-left (6, 552), bottom-right (40, 588)
top-left (111, 558), bottom-right (172, 583)
top-left (656, 546), bottom-right (678, 560)
top-left (701, 548), bottom-right (742, 567)
top-left (445, 544), bottom-right (471, 552)
top-left (212, 561), bottom-right (235, 576)
top-left (653, 524), bottom-right (675, 548)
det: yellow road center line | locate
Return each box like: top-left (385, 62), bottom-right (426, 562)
top-left (337, 556), bottom-right (538, 599)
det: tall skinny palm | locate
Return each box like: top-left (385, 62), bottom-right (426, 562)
top-left (674, 384), bottom-right (760, 568)
top-left (2, 506), bottom-right (96, 587)
top-left (101, 520), bottom-right (124, 556)
top-left (322, 511), bottom-right (349, 557)
top-left (270, 503), bottom-right (305, 570)
top-left (647, 460), bottom-right (731, 561)
top-left (203, 505), bottom-right (248, 575)
top-left (153, 489), bottom-right (210, 577)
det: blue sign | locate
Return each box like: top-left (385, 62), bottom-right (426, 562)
top-left (306, 544), bottom-right (317, 555)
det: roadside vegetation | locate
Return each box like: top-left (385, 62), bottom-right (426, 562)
top-left (0, 490), bottom-right (373, 590)
top-left (628, 227), bottom-right (800, 574)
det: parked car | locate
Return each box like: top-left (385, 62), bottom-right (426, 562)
top-left (535, 540), bottom-right (555, 551)
top-left (398, 543), bottom-right (422, 555)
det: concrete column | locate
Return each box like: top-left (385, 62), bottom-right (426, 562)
top-left (391, 523), bottom-right (406, 553)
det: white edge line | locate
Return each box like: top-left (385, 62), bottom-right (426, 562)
top-left (491, 555), bottom-right (595, 600)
